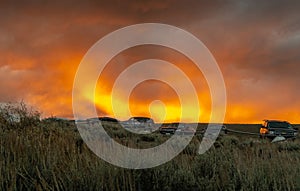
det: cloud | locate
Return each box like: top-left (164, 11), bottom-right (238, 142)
top-left (0, 0), bottom-right (299, 122)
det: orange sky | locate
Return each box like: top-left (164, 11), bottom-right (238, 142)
top-left (1, 1), bottom-right (300, 123)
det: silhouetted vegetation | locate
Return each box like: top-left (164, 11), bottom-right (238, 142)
top-left (0, 103), bottom-right (299, 190)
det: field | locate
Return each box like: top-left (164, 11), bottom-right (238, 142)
top-left (1, 104), bottom-right (300, 191)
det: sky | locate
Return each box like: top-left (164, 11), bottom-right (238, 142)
top-left (1, 0), bottom-right (300, 123)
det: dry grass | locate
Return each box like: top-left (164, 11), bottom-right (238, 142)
top-left (0, 103), bottom-right (299, 190)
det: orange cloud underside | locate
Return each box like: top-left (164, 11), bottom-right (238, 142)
top-left (32, 45), bottom-right (299, 124)
top-left (14, 44), bottom-right (299, 124)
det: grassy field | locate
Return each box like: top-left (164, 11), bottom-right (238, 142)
top-left (1, 104), bottom-right (300, 190)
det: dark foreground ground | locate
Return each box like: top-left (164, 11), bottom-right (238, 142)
top-left (0, 104), bottom-right (300, 190)
top-left (0, 106), bottom-right (299, 190)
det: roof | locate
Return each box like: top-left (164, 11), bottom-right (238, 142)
top-left (88, 117), bottom-right (119, 122)
top-left (130, 116), bottom-right (152, 120)
top-left (263, 119), bottom-right (289, 123)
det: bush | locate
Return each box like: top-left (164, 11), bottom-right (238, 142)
top-left (0, 102), bottom-right (40, 130)
top-left (140, 135), bottom-right (156, 142)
